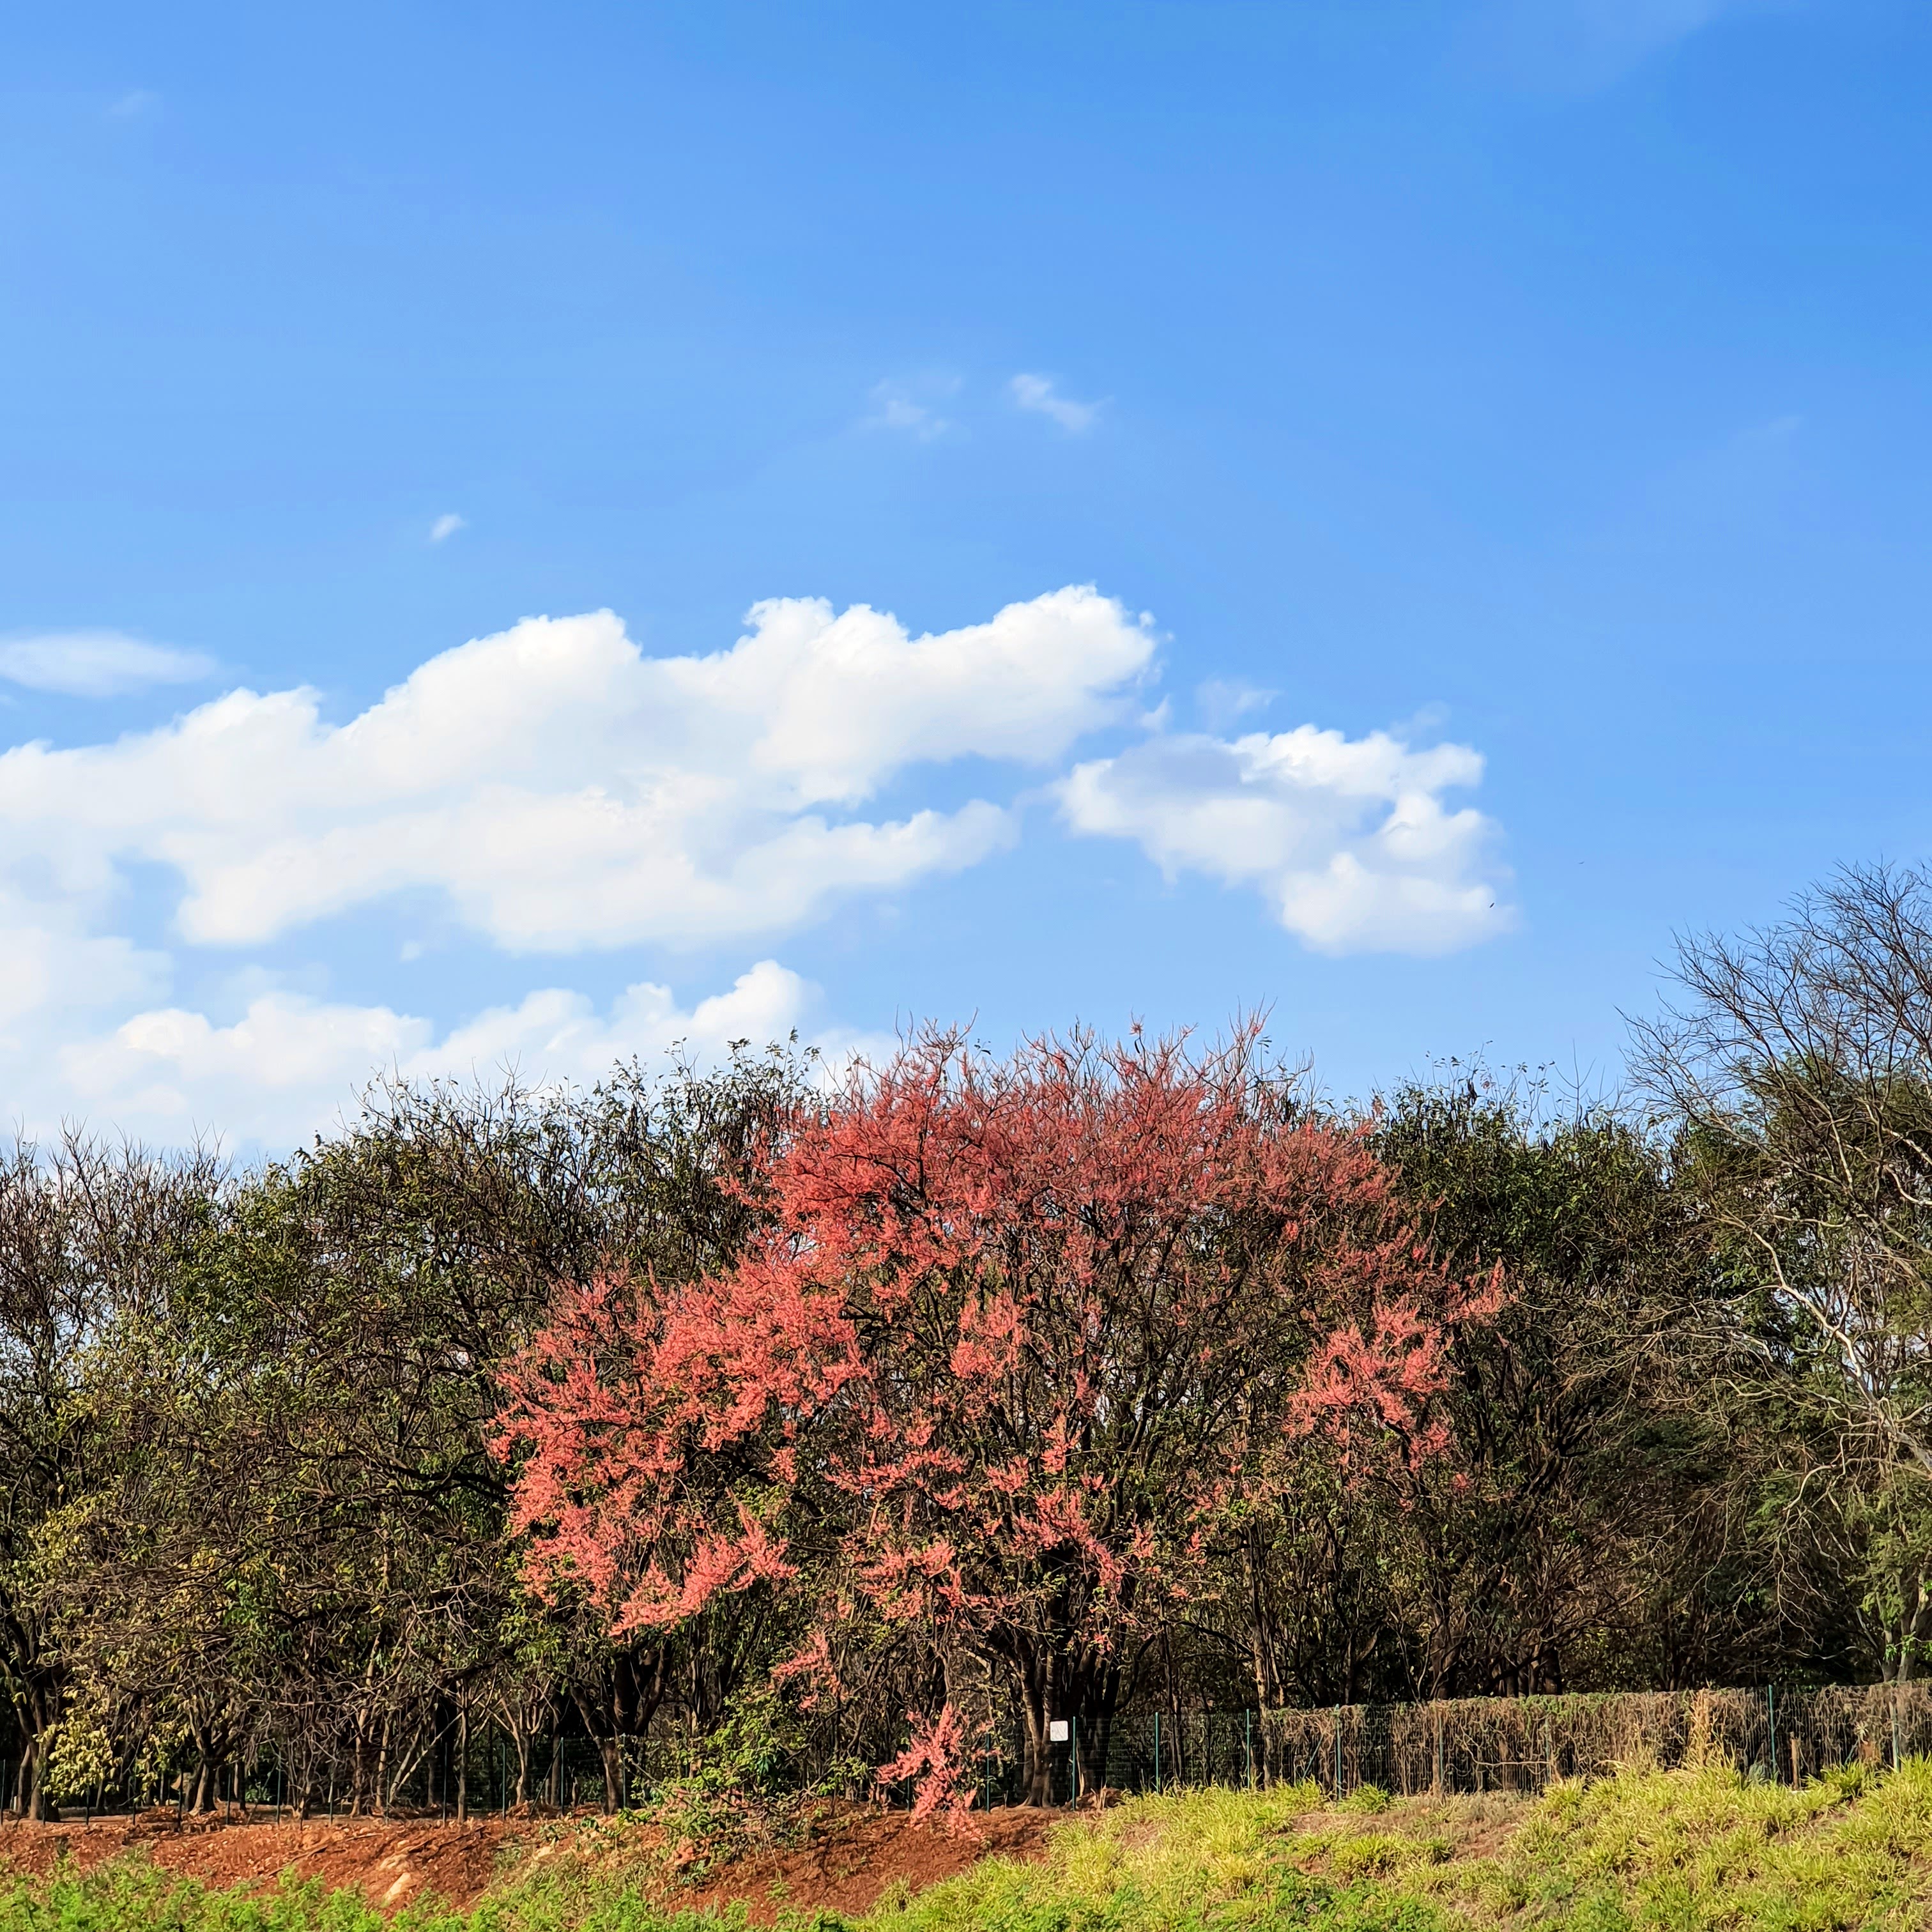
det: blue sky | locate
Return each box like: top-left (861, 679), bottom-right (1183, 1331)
top-left (2, 0), bottom-right (1928, 1146)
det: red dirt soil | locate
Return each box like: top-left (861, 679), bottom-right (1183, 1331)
top-left (0, 1802), bottom-right (1058, 1920)
top-left (684, 1805), bottom-right (1054, 1922)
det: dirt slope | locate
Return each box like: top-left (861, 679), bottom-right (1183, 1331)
top-left (0, 1802), bottom-right (1057, 1919)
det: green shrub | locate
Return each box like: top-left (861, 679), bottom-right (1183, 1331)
top-left (1337, 1786), bottom-right (1392, 1816)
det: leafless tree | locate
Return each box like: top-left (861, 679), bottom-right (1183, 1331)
top-left (1634, 862), bottom-right (1932, 1674)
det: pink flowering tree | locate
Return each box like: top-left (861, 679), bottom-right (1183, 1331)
top-left (497, 1026), bottom-right (1496, 1811)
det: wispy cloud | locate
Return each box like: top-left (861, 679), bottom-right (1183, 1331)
top-left (0, 631), bottom-right (215, 698)
top-left (107, 89), bottom-right (160, 121)
top-left (1468, 0), bottom-right (1774, 91)
top-left (864, 378), bottom-right (958, 441)
top-left (1196, 679), bottom-right (1276, 732)
top-left (429, 512), bottom-right (466, 544)
top-left (1011, 373), bottom-right (1105, 434)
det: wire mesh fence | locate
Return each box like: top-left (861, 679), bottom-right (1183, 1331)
top-left (1127, 1683), bottom-right (1932, 1800)
top-left (954, 1682), bottom-right (1932, 1807)
top-left (13, 1681), bottom-right (1932, 1821)
top-left (0, 1729), bottom-right (648, 1825)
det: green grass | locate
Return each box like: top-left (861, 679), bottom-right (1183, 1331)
top-left (6, 1762), bottom-right (1932, 1932)
top-left (882, 1763), bottom-right (1932, 1932)
top-left (0, 1859), bottom-right (759, 1932)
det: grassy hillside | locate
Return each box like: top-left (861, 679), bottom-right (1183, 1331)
top-left (6, 1761), bottom-right (1932, 1931)
top-left (893, 1761), bottom-right (1932, 1932)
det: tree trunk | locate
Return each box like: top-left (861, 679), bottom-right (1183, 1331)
top-left (1007, 1632), bottom-right (1123, 1807)
top-left (569, 1685), bottom-right (624, 1814)
top-left (374, 1714), bottom-right (392, 1818)
top-left (1165, 1636), bottom-right (1186, 1787)
top-left (455, 1706), bottom-right (469, 1825)
top-left (1075, 1660), bottom-right (1121, 1800)
top-left (15, 1679), bottom-right (59, 1821)
top-left (1013, 1643), bottom-right (1055, 1807)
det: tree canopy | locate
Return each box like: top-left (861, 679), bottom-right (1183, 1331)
top-left (4, 871), bottom-right (1932, 1818)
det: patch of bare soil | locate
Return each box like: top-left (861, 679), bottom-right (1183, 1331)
top-left (685, 1805), bottom-right (1056, 1923)
top-left (0, 1801), bottom-right (1059, 1920)
top-left (0, 1810), bottom-right (526, 1913)
top-left (1283, 1791), bottom-right (1529, 1868)
top-left (1400, 1790), bottom-right (1531, 1863)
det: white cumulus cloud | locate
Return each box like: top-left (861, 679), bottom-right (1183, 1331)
top-left (1058, 724), bottom-right (1513, 955)
top-left (0, 579), bottom-right (1519, 1147)
top-left (49, 962), bottom-right (877, 1151)
top-left (0, 891), bottom-right (167, 1041)
top-left (0, 631), bottom-right (216, 698)
top-left (0, 586), bottom-right (1156, 954)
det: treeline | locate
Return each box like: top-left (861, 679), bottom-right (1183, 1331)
top-left (3, 862), bottom-right (1931, 1818)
